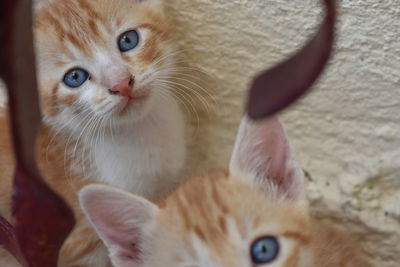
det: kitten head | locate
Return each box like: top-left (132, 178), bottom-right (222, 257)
top-left (34, 0), bottom-right (175, 132)
top-left (80, 116), bottom-right (324, 267)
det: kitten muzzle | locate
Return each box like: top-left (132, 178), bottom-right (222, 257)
top-left (109, 76), bottom-right (135, 98)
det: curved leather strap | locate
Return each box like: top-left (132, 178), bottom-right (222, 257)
top-left (0, 0), bottom-right (75, 266)
top-left (247, 0), bottom-right (336, 119)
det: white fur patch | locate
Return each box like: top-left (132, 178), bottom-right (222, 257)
top-left (88, 91), bottom-right (185, 200)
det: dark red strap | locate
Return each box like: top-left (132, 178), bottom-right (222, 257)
top-left (0, 218), bottom-right (27, 266)
top-left (0, 0), bottom-right (75, 266)
top-left (247, 0), bottom-right (336, 119)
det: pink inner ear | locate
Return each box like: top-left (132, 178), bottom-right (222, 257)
top-left (230, 117), bottom-right (304, 200)
top-left (80, 185), bottom-right (159, 263)
top-left (260, 119), bottom-right (290, 181)
top-left (93, 216), bottom-right (142, 262)
top-left (90, 209), bottom-right (141, 252)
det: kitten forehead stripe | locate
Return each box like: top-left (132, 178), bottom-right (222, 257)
top-left (282, 231), bottom-right (310, 244)
top-left (210, 181), bottom-right (229, 214)
top-left (36, 1), bottom-right (109, 57)
top-left (77, 0), bottom-right (102, 20)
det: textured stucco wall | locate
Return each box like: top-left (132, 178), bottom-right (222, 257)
top-left (167, 0), bottom-right (400, 266)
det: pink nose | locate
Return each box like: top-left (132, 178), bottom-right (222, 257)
top-left (109, 76), bottom-right (134, 98)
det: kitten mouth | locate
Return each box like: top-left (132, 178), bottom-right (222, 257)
top-left (118, 91), bottom-right (149, 115)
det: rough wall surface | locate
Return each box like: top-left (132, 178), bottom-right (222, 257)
top-left (166, 0), bottom-right (400, 265)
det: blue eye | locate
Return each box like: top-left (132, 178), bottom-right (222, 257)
top-left (118, 30), bottom-right (140, 52)
top-left (250, 236), bottom-right (280, 264)
top-left (63, 68), bottom-right (89, 88)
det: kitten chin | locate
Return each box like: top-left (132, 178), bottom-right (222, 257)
top-left (86, 90), bottom-right (186, 200)
top-left (106, 86), bottom-right (161, 127)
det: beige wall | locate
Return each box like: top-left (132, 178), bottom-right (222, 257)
top-left (167, 0), bottom-right (400, 265)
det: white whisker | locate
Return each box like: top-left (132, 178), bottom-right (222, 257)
top-left (158, 79), bottom-right (211, 116)
top-left (158, 75), bottom-right (216, 105)
top-left (157, 83), bottom-right (200, 132)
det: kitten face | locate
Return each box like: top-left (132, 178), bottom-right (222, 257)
top-left (34, 0), bottom-right (174, 132)
top-left (142, 175), bottom-right (311, 267)
top-left (80, 177), bottom-right (312, 267)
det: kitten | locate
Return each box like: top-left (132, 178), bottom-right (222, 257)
top-left (0, 0), bottom-right (185, 265)
top-left (80, 116), bottom-right (370, 267)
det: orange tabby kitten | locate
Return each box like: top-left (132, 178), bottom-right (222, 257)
top-left (0, 0), bottom-right (186, 266)
top-left (80, 116), bottom-right (370, 267)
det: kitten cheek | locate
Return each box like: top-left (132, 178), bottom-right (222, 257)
top-left (94, 97), bottom-right (107, 105)
top-left (39, 83), bottom-right (64, 118)
top-left (138, 46), bottom-right (162, 67)
top-left (57, 95), bottom-right (78, 106)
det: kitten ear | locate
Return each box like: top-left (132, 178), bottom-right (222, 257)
top-left (79, 185), bottom-right (159, 266)
top-left (229, 116), bottom-right (305, 200)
